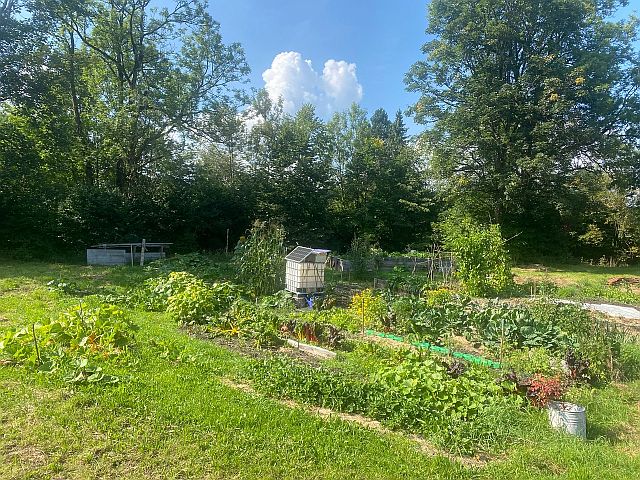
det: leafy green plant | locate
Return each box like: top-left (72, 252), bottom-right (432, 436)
top-left (134, 274), bottom-right (186, 311)
top-left (206, 298), bottom-right (283, 349)
top-left (280, 311), bottom-right (346, 349)
top-left (245, 351), bottom-right (525, 454)
top-left (503, 347), bottom-right (559, 376)
top-left (386, 267), bottom-right (430, 295)
top-left (618, 342), bottom-right (640, 381)
top-left (317, 308), bottom-right (360, 333)
top-left (243, 302), bottom-right (283, 349)
top-left (347, 235), bottom-right (373, 275)
top-left (63, 357), bottom-right (121, 384)
top-left (166, 275), bottom-right (216, 325)
top-left (233, 220), bottom-right (286, 297)
top-left (438, 216), bottom-right (514, 296)
top-left (387, 293), bottom-right (470, 342)
top-left (164, 272), bottom-right (243, 325)
top-left (47, 279), bottom-right (85, 295)
top-left (423, 288), bottom-right (454, 306)
top-left (350, 289), bottom-right (387, 331)
top-left (406, 299), bottom-right (470, 343)
top-left (148, 339), bottom-right (197, 364)
top-left (0, 303), bottom-right (136, 383)
top-left (527, 375), bottom-right (566, 407)
top-left (145, 253), bottom-right (231, 280)
top-left (259, 290), bottom-right (296, 310)
top-left (469, 302), bottom-right (569, 351)
top-left (533, 301), bottom-right (621, 383)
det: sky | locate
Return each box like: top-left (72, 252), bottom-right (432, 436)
top-left (208, 0), bottom-right (430, 134)
top-left (195, 1), bottom-right (638, 135)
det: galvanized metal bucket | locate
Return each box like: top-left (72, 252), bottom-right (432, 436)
top-left (548, 401), bottom-right (586, 439)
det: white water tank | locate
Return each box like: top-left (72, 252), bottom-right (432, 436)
top-left (285, 246), bottom-right (330, 296)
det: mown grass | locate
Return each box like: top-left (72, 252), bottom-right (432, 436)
top-left (1, 259), bottom-right (640, 479)
top-left (513, 264), bottom-right (640, 305)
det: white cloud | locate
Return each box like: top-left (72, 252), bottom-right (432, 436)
top-left (262, 51), bottom-right (363, 117)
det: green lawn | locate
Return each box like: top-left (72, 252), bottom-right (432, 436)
top-left (1, 260), bottom-right (640, 479)
top-left (514, 264), bottom-right (640, 305)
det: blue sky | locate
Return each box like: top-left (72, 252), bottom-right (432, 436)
top-left (204, 1), bottom-right (638, 135)
top-left (209, 0), bottom-right (429, 133)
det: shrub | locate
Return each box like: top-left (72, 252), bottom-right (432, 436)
top-left (438, 216), bottom-right (514, 296)
top-left (347, 235), bottom-right (373, 275)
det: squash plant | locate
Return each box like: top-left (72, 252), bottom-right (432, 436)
top-left (0, 304), bottom-right (136, 383)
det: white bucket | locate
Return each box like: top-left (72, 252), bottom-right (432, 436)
top-left (548, 401), bottom-right (586, 439)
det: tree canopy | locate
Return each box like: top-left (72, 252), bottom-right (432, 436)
top-left (0, 0), bottom-right (638, 262)
top-left (406, 0), bottom-right (640, 259)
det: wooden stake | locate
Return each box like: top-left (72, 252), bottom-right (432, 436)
top-left (32, 324), bottom-right (41, 365)
top-left (140, 238), bottom-right (146, 266)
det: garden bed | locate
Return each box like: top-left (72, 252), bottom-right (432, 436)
top-left (4, 255), bottom-right (640, 464)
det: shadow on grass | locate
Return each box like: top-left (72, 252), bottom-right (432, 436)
top-left (586, 421), bottom-right (631, 443)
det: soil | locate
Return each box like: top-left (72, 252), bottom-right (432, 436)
top-left (184, 325), bottom-right (329, 368)
top-left (2, 443), bottom-right (48, 468)
top-left (607, 277), bottom-right (640, 287)
top-left (449, 335), bottom-right (486, 357)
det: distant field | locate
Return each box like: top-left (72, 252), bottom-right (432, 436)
top-left (1, 260), bottom-right (640, 479)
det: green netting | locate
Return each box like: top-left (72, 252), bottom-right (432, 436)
top-left (365, 330), bottom-right (501, 369)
